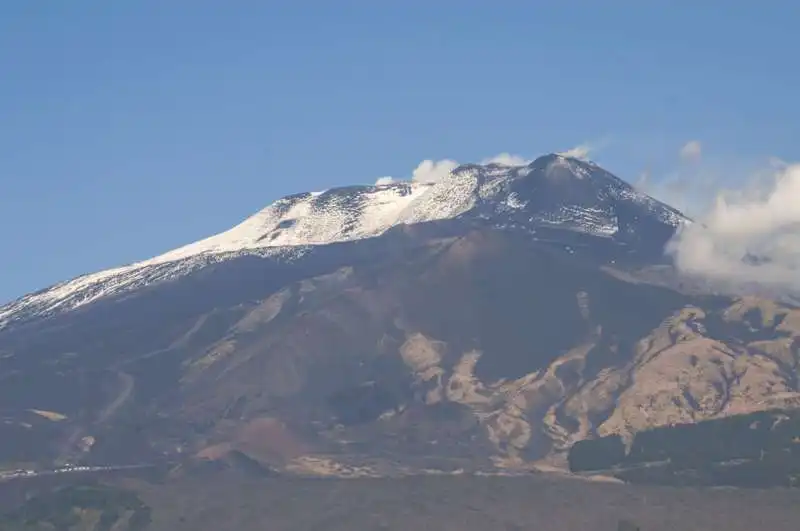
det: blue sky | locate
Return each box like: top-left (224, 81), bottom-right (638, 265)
top-left (2, 2), bottom-right (799, 303)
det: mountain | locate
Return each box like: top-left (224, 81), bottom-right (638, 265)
top-left (1, 153), bottom-right (798, 481)
top-left (0, 154), bottom-right (684, 330)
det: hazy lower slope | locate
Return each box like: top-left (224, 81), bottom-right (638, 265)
top-left (5, 474), bottom-right (800, 531)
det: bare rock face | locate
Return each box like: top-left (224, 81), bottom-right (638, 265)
top-left (1, 155), bottom-right (797, 476)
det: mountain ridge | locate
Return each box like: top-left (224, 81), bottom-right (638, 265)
top-left (0, 153), bottom-right (687, 329)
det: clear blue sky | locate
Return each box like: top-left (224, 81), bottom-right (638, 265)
top-left (2, 2), bottom-right (799, 304)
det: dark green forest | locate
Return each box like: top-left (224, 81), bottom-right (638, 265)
top-left (569, 409), bottom-right (800, 487)
top-left (0, 483), bottom-right (151, 530)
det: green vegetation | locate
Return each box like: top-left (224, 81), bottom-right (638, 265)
top-left (568, 433), bottom-right (626, 472)
top-left (569, 409), bottom-right (800, 488)
top-left (0, 483), bottom-right (151, 530)
top-left (617, 520), bottom-right (640, 531)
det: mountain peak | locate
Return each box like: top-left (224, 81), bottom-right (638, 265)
top-left (531, 152), bottom-right (583, 166)
top-left (0, 155), bottom-right (688, 328)
top-left (527, 153), bottom-right (597, 179)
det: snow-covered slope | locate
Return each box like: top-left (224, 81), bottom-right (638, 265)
top-left (0, 154), bottom-right (688, 329)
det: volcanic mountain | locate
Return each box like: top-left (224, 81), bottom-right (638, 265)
top-left (1, 154), bottom-right (798, 477)
top-left (0, 154), bottom-right (684, 330)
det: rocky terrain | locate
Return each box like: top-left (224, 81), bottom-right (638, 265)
top-left (1, 153), bottom-right (799, 483)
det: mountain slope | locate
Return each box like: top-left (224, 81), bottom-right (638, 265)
top-left (5, 153), bottom-right (795, 480)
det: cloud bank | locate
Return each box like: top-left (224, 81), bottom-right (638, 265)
top-left (635, 140), bottom-right (799, 291)
top-left (667, 161), bottom-right (800, 290)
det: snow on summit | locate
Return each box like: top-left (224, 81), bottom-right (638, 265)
top-left (0, 154), bottom-right (687, 328)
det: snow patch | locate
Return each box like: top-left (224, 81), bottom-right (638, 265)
top-left (0, 155), bottom-right (688, 328)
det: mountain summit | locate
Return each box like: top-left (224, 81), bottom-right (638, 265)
top-left (0, 154), bottom-right (685, 329)
top-left (1, 152), bottom-right (799, 481)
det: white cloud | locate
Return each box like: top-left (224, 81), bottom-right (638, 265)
top-left (679, 140), bottom-right (703, 162)
top-left (481, 153), bottom-right (530, 166)
top-left (635, 166), bottom-right (719, 217)
top-left (558, 136), bottom-right (615, 161)
top-left (411, 159), bottom-right (460, 183)
top-left (667, 161), bottom-right (800, 290)
top-left (559, 144), bottom-right (593, 160)
top-left (401, 153), bottom-right (530, 184)
top-left (635, 169), bottom-right (651, 190)
top-left (559, 138), bottom-right (613, 161)
top-left (375, 150), bottom-right (565, 187)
